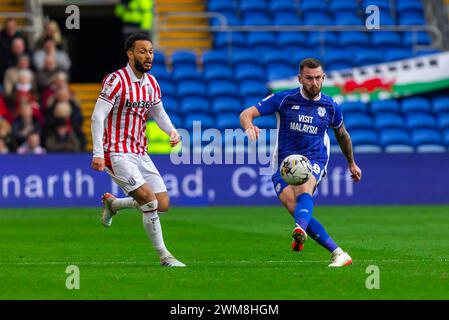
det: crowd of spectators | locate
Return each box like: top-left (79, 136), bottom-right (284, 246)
top-left (0, 18), bottom-right (86, 154)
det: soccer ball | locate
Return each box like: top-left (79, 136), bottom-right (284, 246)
top-left (280, 155), bottom-right (313, 185)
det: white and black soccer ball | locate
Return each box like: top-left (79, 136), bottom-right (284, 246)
top-left (280, 154), bottom-right (313, 186)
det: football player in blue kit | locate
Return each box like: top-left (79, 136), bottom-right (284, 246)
top-left (240, 58), bottom-right (362, 267)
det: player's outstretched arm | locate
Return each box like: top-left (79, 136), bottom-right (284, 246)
top-left (149, 102), bottom-right (180, 147)
top-left (91, 99), bottom-right (113, 171)
top-left (333, 124), bottom-right (362, 182)
top-left (240, 106), bottom-right (261, 141)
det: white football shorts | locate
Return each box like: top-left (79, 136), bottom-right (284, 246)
top-left (104, 152), bottom-right (167, 195)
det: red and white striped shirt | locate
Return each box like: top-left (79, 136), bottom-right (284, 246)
top-left (97, 63), bottom-right (162, 155)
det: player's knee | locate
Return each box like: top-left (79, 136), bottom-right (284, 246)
top-left (158, 198), bottom-right (170, 212)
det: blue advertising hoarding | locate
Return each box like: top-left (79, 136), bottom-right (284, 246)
top-left (0, 153), bottom-right (448, 207)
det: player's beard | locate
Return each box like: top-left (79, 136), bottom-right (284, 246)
top-left (303, 84), bottom-right (321, 99)
top-left (134, 59), bottom-right (152, 73)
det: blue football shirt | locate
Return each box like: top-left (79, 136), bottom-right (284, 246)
top-left (255, 87), bottom-right (343, 174)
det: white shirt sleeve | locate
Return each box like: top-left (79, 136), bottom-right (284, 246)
top-left (91, 98), bottom-right (113, 158)
top-left (148, 101), bottom-right (176, 135)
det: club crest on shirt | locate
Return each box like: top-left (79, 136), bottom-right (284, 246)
top-left (317, 107), bottom-right (326, 117)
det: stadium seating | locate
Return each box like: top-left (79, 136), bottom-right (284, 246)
top-left (153, 0), bottom-right (448, 153)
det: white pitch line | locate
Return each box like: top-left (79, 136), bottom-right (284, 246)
top-left (0, 259), bottom-right (448, 266)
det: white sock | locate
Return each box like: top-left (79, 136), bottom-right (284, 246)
top-left (111, 197), bottom-right (139, 211)
top-left (140, 200), bottom-right (170, 258)
top-left (332, 247), bottom-right (344, 255)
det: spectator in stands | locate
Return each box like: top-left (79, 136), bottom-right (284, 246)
top-left (17, 130), bottom-right (46, 154)
top-left (33, 37), bottom-right (71, 72)
top-left (46, 90), bottom-right (86, 150)
top-left (36, 54), bottom-right (65, 93)
top-left (0, 137), bottom-right (8, 154)
top-left (11, 102), bottom-right (42, 150)
top-left (0, 18), bottom-right (27, 82)
top-left (45, 117), bottom-right (80, 152)
top-left (41, 71), bottom-right (69, 110)
top-left (0, 116), bottom-right (12, 150)
top-left (0, 95), bottom-right (13, 124)
top-left (35, 20), bottom-right (68, 52)
top-left (1, 37), bottom-right (28, 83)
top-left (3, 54), bottom-right (35, 99)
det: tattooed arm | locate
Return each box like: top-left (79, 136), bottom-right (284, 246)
top-left (333, 124), bottom-right (362, 182)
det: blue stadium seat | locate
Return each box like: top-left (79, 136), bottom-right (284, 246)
top-left (149, 65), bottom-right (171, 81)
top-left (243, 96), bottom-right (263, 108)
top-left (301, 0), bottom-right (328, 13)
top-left (380, 129), bottom-right (411, 147)
top-left (270, 0), bottom-right (297, 11)
top-left (362, 0), bottom-right (391, 10)
top-left (385, 49), bottom-right (413, 61)
top-left (292, 48), bottom-right (323, 63)
top-left (214, 32), bottom-right (246, 48)
top-left (204, 65), bottom-right (233, 81)
top-left (432, 96), bottom-right (449, 113)
top-left (335, 13), bottom-right (363, 26)
top-left (162, 96), bottom-right (179, 114)
top-left (340, 101), bottom-right (369, 113)
top-left (242, 13), bottom-right (272, 26)
top-left (308, 32), bottom-right (339, 47)
top-left (247, 32), bottom-right (277, 47)
top-left (277, 32), bottom-right (308, 47)
top-left (273, 12), bottom-right (301, 25)
top-left (396, 0), bottom-right (424, 14)
top-left (370, 99), bottom-right (400, 113)
top-left (379, 14), bottom-right (396, 26)
top-left (371, 32), bottom-right (402, 47)
top-left (184, 113), bottom-right (215, 129)
top-left (406, 112), bottom-right (437, 129)
top-left (350, 129), bottom-right (379, 146)
top-left (355, 50), bottom-right (384, 66)
top-left (253, 115), bottom-right (277, 129)
top-left (437, 113), bottom-right (449, 129)
top-left (326, 62), bottom-right (352, 71)
top-left (209, 12), bottom-right (241, 27)
top-left (339, 31), bottom-right (370, 46)
top-left (168, 114), bottom-right (183, 129)
top-left (412, 129), bottom-right (443, 146)
top-left (374, 113), bottom-right (405, 129)
top-left (324, 49), bottom-right (353, 65)
top-left (262, 50), bottom-right (291, 66)
top-left (444, 129), bottom-right (449, 146)
top-left (234, 63), bottom-right (265, 81)
top-left (177, 80), bottom-right (207, 97)
top-left (180, 97), bottom-right (210, 113)
top-left (303, 13), bottom-right (333, 26)
top-left (153, 51), bottom-right (166, 66)
top-left (344, 113), bottom-right (373, 130)
top-left (267, 66), bottom-right (297, 81)
top-left (158, 80), bottom-right (176, 97)
top-left (208, 0), bottom-right (238, 13)
top-left (239, 81), bottom-right (268, 97)
top-left (403, 32), bottom-right (432, 46)
top-left (172, 66), bottom-right (202, 82)
top-left (401, 97), bottom-right (431, 113)
top-left (212, 97), bottom-right (242, 113)
top-left (399, 15), bottom-right (426, 26)
top-left (203, 50), bottom-right (230, 67)
top-left (208, 80), bottom-right (239, 98)
top-left (172, 51), bottom-right (197, 68)
top-left (330, 0), bottom-right (359, 11)
top-left (414, 49), bottom-right (440, 57)
top-left (216, 113), bottom-right (241, 130)
top-left (231, 50), bottom-right (260, 65)
top-left (240, 0), bottom-right (267, 14)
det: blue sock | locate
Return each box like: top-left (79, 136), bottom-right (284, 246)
top-left (293, 193), bottom-right (314, 230)
top-left (306, 217), bottom-right (339, 253)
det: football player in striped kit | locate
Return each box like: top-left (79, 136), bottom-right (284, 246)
top-left (91, 33), bottom-right (185, 267)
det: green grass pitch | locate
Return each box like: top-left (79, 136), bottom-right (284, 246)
top-left (0, 206), bottom-right (448, 299)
